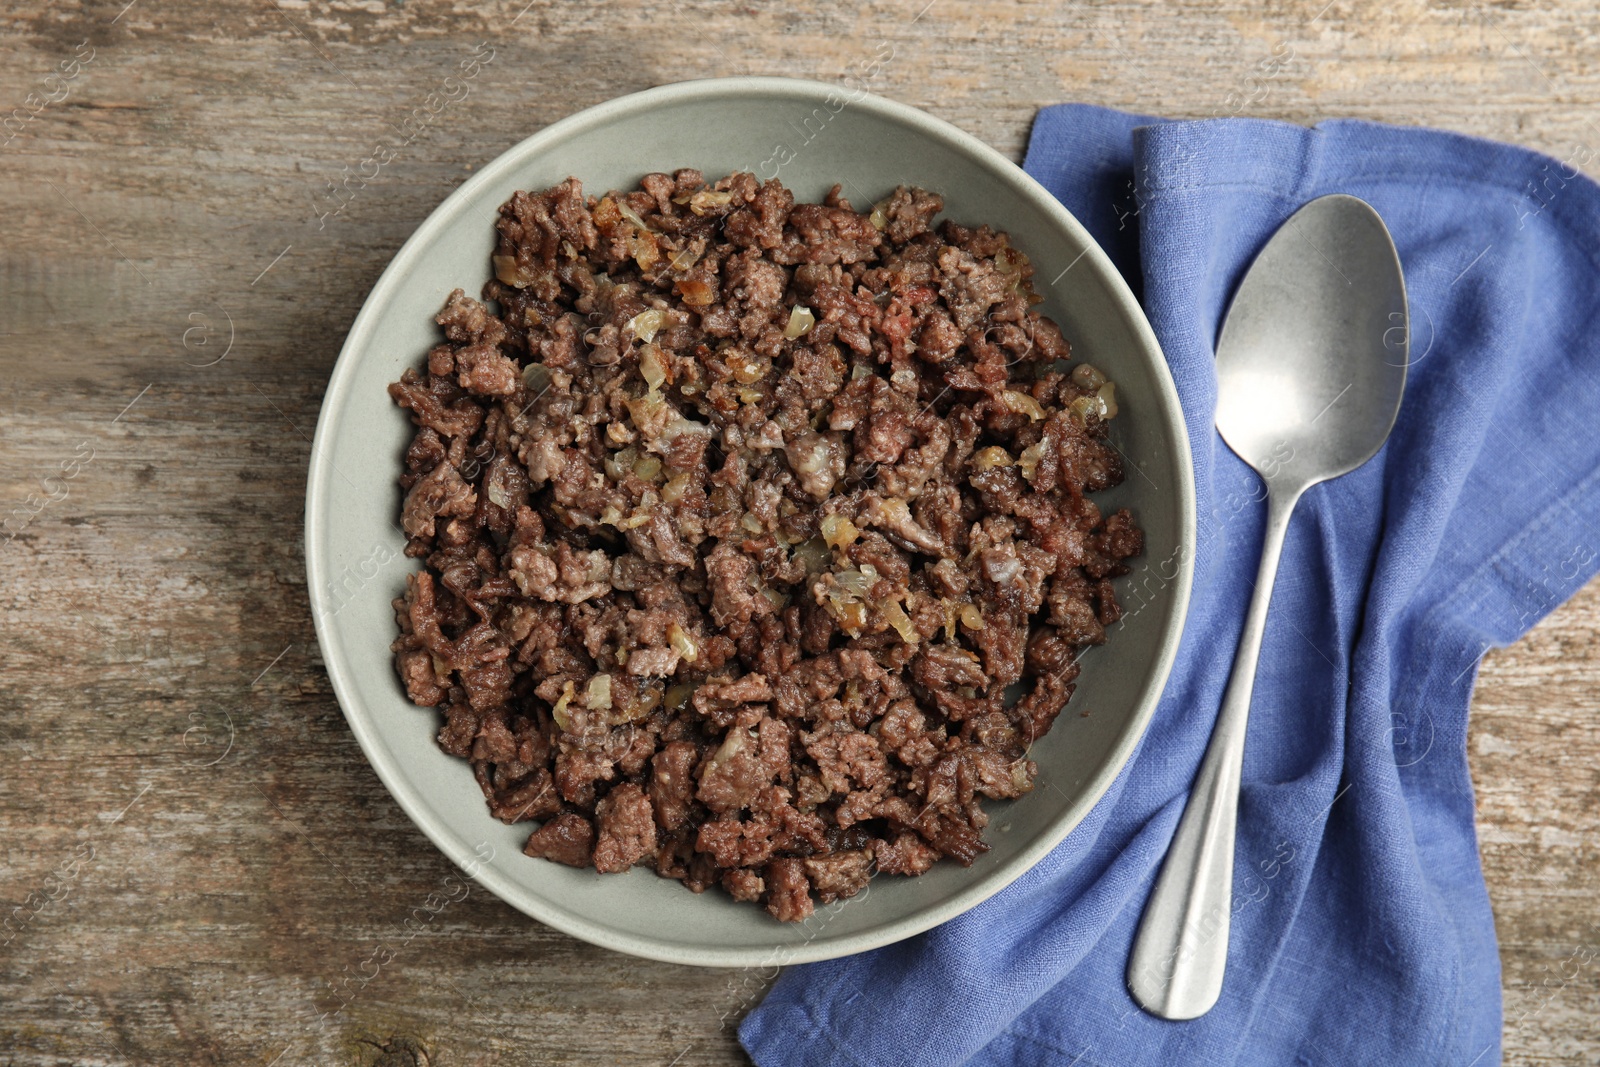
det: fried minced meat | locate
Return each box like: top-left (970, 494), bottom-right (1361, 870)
top-left (389, 172), bottom-right (1142, 922)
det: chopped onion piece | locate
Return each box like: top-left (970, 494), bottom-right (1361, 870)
top-left (821, 513), bottom-right (860, 550)
top-left (492, 254), bottom-right (528, 288)
top-left (618, 201), bottom-right (651, 231)
top-left (741, 513), bottom-right (764, 534)
top-left (665, 682), bottom-right (694, 710)
top-left (1018, 441), bottom-right (1047, 483)
top-left (985, 553), bottom-right (1021, 585)
top-left (727, 349), bottom-right (768, 384)
top-left (522, 362), bottom-right (552, 394)
top-left (618, 511), bottom-right (652, 530)
top-left (661, 473), bottom-right (691, 504)
top-left (1001, 390), bottom-right (1046, 421)
top-left (659, 415), bottom-right (710, 445)
top-left (668, 623), bottom-right (698, 663)
top-left (486, 483), bottom-right (511, 508)
top-left (599, 504), bottom-right (622, 527)
top-left (633, 455), bottom-right (662, 482)
top-left (792, 537), bottom-right (830, 574)
top-left (708, 727), bottom-right (750, 771)
top-left (551, 680), bottom-right (576, 731)
top-left (676, 278), bottom-right (714, 306)
top-left (834, 565), bottom-right (879, 596)
top-left (868, 200), bottom-right (889, 231)
top-left (640, 344), bottom-right (670, 392)
top-left (830, 599), bottom-right (868, 633)
top-left (604, 446), bottom-right (639, 481)
top-left (626, 308), bottom-right (669, 344)
top-left (630, 231), bottom-right (661, 270)
top-left (882, 599), bottom-right (918, 644)
top-left (994, 245), bottom-right (1029, 275)
top-left (973, 446), bottom-right (1014, 470)
top-left (1069, 393), bottom-right (1109, 425)
top-left (629, 684), bottom-right (662, 720)
top-left (1071, 363), bottom-right (1107, 390)
top-left (689, 189), bottom-right (734, 215)
top-left (585, 674), bottom-right (613, 711)
top-left (960, 603), bottom-right (985, 631)
top-left (1098, 381), bottom-right (1119, 419)
top-left (667, 245), bottom-right (703, 272)
top-left (784, 305), bottom-right (817, 339)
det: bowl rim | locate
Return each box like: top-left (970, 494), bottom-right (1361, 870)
top-left (305, 74), bottom-right (1196, 967)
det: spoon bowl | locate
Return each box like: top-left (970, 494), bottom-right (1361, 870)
top-left (1214, 194), bottom-right (1409, 494)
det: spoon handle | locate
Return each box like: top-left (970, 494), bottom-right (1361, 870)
top-left (1127, 484), bottom-right (1300, 1020)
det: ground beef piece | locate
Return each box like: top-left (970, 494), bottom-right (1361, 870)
top-left (554, 747), bottom-right (614, 808)
top-left (722, 867), bottom-right (765, 903)
top-left (396, 647), bottom-right (447, 706)
top-left (436, 288), bottom-right (506, 346)
top-left (455, 343), bottom-right (522, 397)
top-left (402, 461), bottom-right (477, 539)
top-left (879, 185), bottom-right (945, 245)
top-left (696, 717), bottom-right (787, 815)
top-left (764, 858), bottom-right (814, 922)
top-left (1012, 660), bottom-right (1082, 744)
top-left (484, 766), bottom-right (558, 823)
top-left (649, 740), bottom-right (699, 832)
top-left (910, 644), bottom-right (989, 693)
top-left (924, 814), bottom-right (990, 866)
top-left (696, 816), bottom-right (777, 869)
top-left (704, 543), bottom-right (770, 632)
top-left (937, 243), bottom-right (1013, 333)
top-left (775, 203), bottom-right (882, 265)
top-left (967, 746), bottom-right (1035, 799)
top-left (389, 173), bottom-right (1144, 921)
top-left (626, 647), bottom-right (680, 677)
top-left (874, 831), bottom-right (940, 876)
top-left (803, 849), bottom-right (875, 904)
top-left (436, 703), bottom-right (479, 757)
top-left (1049, 571), bottom-right (1106, 645)
top-left (592, 783), bottom-right (657, 874)
top-left (723, 178), bottom-right (794, 250)
top-left (803, 729), bottom-right (891, 798)
top-left (523, 812), bottom-right (595, 867)
top-left (1093, 508), bottom-right (1145, 564)
top-left (693, 672), bottom-right (773, 714)
top-left (390, 368), bottom-right (485, 440)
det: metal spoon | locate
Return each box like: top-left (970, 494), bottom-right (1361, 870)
top-left (1126, 194), bottom-right (1408, 1020)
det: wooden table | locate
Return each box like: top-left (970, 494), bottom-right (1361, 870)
top-left (3, 1), bottom-right (1597, 1063)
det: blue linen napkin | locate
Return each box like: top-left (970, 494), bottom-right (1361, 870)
top-left (741, 106), bottom-right (1600, 1066)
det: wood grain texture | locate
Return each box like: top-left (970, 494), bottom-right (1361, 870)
top-left (1, 0), bottom-right (1597, 1063)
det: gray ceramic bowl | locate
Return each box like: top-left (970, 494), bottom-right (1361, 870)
top-left (306, 76), bottom-right (1195, 967)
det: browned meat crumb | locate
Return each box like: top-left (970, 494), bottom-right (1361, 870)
top-left (523, 812), bottom-right (594, 867)
top-left (389, 172), bottom-right (1142, 921)
top-left (764, 857), bottom-right (815, 923)
top-left (592, 782), bottom-right (657, 874)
